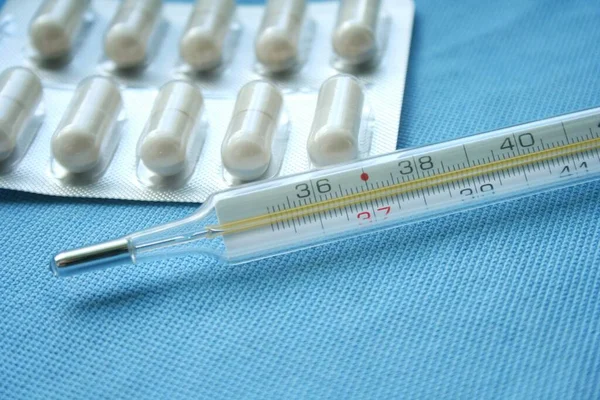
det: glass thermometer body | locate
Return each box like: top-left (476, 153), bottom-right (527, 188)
top-left (52, 107), bottom-right (600, 277)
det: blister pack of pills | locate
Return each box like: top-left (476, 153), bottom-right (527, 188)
top-left (0, 0), bottom-right (414, 203)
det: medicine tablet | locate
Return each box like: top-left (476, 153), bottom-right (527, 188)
top-left (139, 81), bottom-right (204, 177)
top-left (51, 76), bottom-right (122, 174)
top-left (332, 0), bottom-right (382, 65)
top-left (29, 0), bottom-right (89, 59)
top-left (307, 75), bottom-right (364, 167)
top-left (255, 0), bottom-right (306, 73)
top-left (221, 81), bottom-right (283, 180)
top-left (104, 0), bottom-right (163, 68)
top-left (0, 68), bottom-right (43, 162)
top-left (180, 0), bottom-right (236, 71)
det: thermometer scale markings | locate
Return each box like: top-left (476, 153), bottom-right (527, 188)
top-left (295, 148), bottom-right (583, 225)
top-left (263, 143), bottom-right (598, 232)
top-left (214, 116), bottom-right (600, 239)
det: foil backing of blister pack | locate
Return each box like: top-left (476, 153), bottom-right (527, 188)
top-left (0, 0), bottom-right (415, 203)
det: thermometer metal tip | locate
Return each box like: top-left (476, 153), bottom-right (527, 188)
top-left (51, 238), bottom-right (132, 277)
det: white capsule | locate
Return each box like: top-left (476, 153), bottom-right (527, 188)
top-left (307, 75), bottom-right (364, 167)
top-left (332, 0), bottom-right (381, 65)
top-left (221, 81), bottom-right (283, 180)
top-left (104, 0), bottom-right (163, 68)
top-left (0, 68), bottom-right (43, 162)
top-left (179, 0), bottom-right (236, 71)
top-left (139, 81), bottom-right (204, 177)
top-left (51, 77), bottom-right (122, 174)
top-left (255, 0), bottom-right (306, 73)
top-left (29, 0), bottom-right (89, 60)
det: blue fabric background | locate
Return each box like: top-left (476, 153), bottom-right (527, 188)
top-left (1, 0), bottom-right (599, 398)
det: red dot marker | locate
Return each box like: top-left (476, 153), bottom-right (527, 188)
top-left (360, 172), bottom-right (369, 182)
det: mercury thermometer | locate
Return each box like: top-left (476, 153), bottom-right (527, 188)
top-left (52, 107), bottom-right (600, 277)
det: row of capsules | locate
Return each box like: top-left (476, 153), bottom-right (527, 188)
top-left (0, 67), bottom-right (367, 185)
top-left (28, 0), bottom-right (384, 73)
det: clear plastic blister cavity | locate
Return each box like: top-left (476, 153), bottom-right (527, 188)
top-left (27, 0), bottom-right (95, 66)
top-left (136, 79), bottom-right (207, 189)
top-left (101, 0), bottom-right (167, 73)
top-left (307, 74), bottom-right (373, 167)
top-left (0, 67), bottom-right (44, 172)
top-left (221, 80), bottom-right (289, 184)
top-left (177, 0), bottom-right (242, 74)
top-left (254, 0), bottom-right (315, 76)
top-left (331, 0), bottom-right (391, 71)
top-left (50, 75), bottom-right (125, 184)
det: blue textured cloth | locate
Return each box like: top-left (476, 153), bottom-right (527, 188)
top-left (1, 0), bottom-right (599, 398)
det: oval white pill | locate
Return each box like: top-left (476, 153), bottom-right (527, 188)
top-left (221, 81), bottom-right (283, 181)
top-left (307, 75), bottom-right (365, 167)
top-left (139, 80), bottom-right (204, 177)
top-left (255, 0), bottom-right (306, 73)
top-left (179, 0), bottom-right (236, 71)
top-left (332, 0), bottom-right (381, 65)
top-left (104, 0), bottom-right (163, 68)
top-left (29, 0), bottom-right (89, 59)
top-left (0, 68), bottom-right (43, 162)
top-left (51, 76), bottom-right (122, 173)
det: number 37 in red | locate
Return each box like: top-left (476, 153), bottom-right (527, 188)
top-left (357, 206), bottom-right (391, 224)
